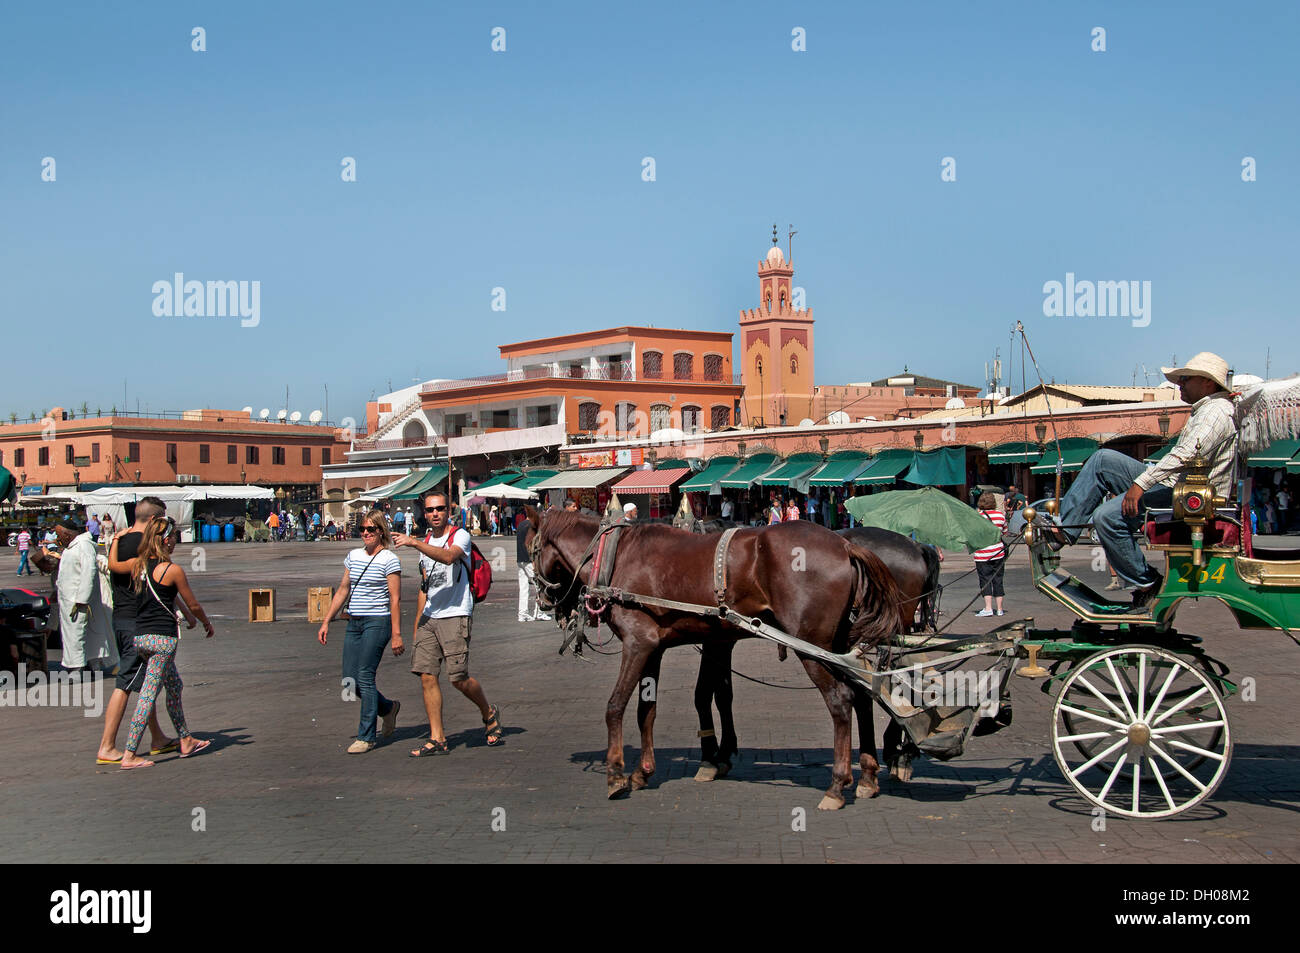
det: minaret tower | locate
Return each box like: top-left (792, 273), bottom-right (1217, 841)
top-left (739, 225), bottom-right (815, 427)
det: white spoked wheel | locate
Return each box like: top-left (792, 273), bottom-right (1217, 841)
top-left (1051, 645), bottom-right (1231, 820)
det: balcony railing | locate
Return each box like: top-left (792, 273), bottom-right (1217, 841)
top-left (422, 362), bottom-right (740, 394)
top-left (351, 435), bottom-right (446, 451)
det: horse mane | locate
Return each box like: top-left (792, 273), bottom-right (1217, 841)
top-left (843, 542), bottom-right (904, 649)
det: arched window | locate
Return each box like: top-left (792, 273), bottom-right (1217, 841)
top-left (616, 402), bottom-right (637, 434)
top-left (673, 352), bottom-right (694, 381)
top-left (642, 351), bottom-right (663, 380)
top-left (756, 356), bottom-right (764, 376)
top-left (578, 401), bottom-right (601, 431)
top-left (790, 355), bottom-right (798, 375)
top-left (649, 404), bottom-right (671, 432)
top-left (703, 354), bottom-right (723, 382)
top-left (710, 406), bottom-right (730, 430)
top-left (681, 405), bottom-right (702, 433)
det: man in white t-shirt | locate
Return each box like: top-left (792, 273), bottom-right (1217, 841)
top-left (394, 491), bottom-right (501, 757)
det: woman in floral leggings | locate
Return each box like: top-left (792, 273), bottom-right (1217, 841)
top-left (120, 517), bottom-right (216, 770)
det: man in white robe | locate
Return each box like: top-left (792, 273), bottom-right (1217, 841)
top-left (53, 523), bottom-right (118, 672)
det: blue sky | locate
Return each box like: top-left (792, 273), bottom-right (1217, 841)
top-left (3, 1), bottom-right (1296, 424)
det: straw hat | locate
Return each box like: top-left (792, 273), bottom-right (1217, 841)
top-left (1162, 352), bottom-right (1230, 391)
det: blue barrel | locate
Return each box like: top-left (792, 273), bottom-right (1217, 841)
top-left (223, 523), bottom-right (234, 542)
top-left (201, 524), bottom-right (209, 543)
top-left (206, 524), bottom-right (215, 543)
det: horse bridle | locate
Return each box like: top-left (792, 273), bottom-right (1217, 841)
top-left (530, 516), bottom-right (619, 614)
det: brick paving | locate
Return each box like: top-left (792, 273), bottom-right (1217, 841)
top-left (2, 535), bottom-right (1296, 863)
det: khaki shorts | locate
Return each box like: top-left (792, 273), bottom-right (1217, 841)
top-left (412, 614), bottom-right (472, 681)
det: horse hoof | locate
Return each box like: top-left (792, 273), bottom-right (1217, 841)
top-left (694, 763), bottom-right (718, 782)
top-left (856, 778), bottom-right (880, 799)
top-left (817, 794), bottom-right (845, 811)
top-left (714, 760), bottom-right (732, 778)
top-left (630, 770), bottom-right (651, 791)
top-left (890, 758), bottom-right (914, 783)
top-left (607, 776), bottom-right (631, 800)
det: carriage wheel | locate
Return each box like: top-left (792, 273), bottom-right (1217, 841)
top-left (1051, 646), bottom-right (1231, 819)
top-left (1058, 653), bottom-right (1226, 777)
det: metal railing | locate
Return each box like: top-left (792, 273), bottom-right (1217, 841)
top-left (421, 363), bottom-right (740, 393)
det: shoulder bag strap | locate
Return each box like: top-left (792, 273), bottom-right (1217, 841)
top-left (345, 551), bottom-right (382, 614)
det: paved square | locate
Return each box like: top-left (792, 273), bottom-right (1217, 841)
top-left (2, 536), bottom-right (1296, 863)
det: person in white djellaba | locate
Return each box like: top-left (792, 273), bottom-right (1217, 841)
top-left (52, 521), bottom-right (118, 673)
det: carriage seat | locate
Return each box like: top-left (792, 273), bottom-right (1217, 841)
top-left (1142, 508), bottom-right (1241, 550)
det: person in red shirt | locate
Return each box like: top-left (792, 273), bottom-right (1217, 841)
top-left (973, 492), bottom-right (1008, 617)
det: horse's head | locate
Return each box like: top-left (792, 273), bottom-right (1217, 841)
top-left (523, 505), bottom-right (586, 624)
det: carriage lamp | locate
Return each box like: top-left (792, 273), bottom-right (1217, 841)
top-left (1173, 448), bottom-right (1223, 570)
top-left (736, 439), bottom-right (746, 461)
top-left (1158, 411), bottom-right (1171, 439)
top-left (1034, 421), bottom-right (1047, 446)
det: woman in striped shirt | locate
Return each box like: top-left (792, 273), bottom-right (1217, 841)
top-left (318, 510), bottom-right (404, 753)
top-left (973, 492), bottom-right (1007, 618)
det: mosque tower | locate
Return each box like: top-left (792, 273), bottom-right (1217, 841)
top-left (738, 225), bottom-right (815, 427)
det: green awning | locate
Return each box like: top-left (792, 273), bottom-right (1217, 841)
top-left (511, 470), bottom-right (559, 490)
top-left (392, 466), bottom-right (450, 501)
top-left (653, 458), bottom-right (691, 470)
top-left (1031, 438), bottom-right (1099, 474)
top-left (807, 451), bottom-right (872, 487)
top-left (1143, 441), bottom-right (1176, 464)
top-left (854, 449), bottom-right (915, 486)
top-left (1247, 438), bottom-right (1300, 468)
top-left (472, 470), bottom-right (523, 491)
top-left (757, 452), bottom-right (825, 487)
top-left (680, 456), bottom-right (738, 493)
top-left (902, 446), bottom-right (967, 487)
top-left (719, 453), bottom-right (780, 489)
top-left (372, 469), bottom-right (426, 499)
top-left (987, 441), bottom-right (1041, 465)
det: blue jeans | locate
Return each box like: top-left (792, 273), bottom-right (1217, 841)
top-left (1058, 449), bottom-right (1173, 588)
top-left (16, 551), bottom-right (31, 575)
top-left (343, 615), bottom-right (395, 743)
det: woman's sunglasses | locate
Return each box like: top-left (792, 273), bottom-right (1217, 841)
top-left (360, 524), bottom-right (378, 534)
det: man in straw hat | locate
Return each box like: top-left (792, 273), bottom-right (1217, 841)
top-left (1043, 352), bottom-right (1236, 607)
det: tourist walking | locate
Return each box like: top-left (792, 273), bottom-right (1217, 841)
top-left (973, 492), bottom-right (1007, 617)
top-left (119, 517), bottom-right (216, 769)
top-left (317, 510), bottom-right (403, 753)
top-left (396, 491), bottom-right (501, 756)
top-left (15, 528), bottom-right (32, 576)
top-left (98, 496), bottom-right (174, 764)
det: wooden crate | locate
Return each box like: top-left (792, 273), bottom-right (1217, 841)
top-left (307, 587), bottom-right (333, 623)
top-left (248, 588), bottom-right (276, 623)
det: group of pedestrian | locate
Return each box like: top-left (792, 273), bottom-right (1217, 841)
top-left (766, 496), bottom-right (803, 524)
top-left (1252, 482), bottom-right (1294, 535)
top-left (316, 491), bottom-right (505, 757)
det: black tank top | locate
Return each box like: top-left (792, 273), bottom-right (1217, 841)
top-left (110, 532), bottom-right (143, 624)
top-left (135, 559), bottom-right (180, 636)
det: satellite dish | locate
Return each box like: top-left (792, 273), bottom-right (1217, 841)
top-left (945, 397), bottom-right (966, 410)
top-left (241, 406), bottom-right (253, 415)
top-left (798, 418), bottom-right (815, 427)
top-left (290, 411), bottom-right (302, 422)
top-left (308, 410), bottom-right (323, 424)
top-left (827, 411), bottom-right (851, 425)
top-left (259, 408), bottom-right (270, 419)
top-left (276, 410), bottom-right (288, 421)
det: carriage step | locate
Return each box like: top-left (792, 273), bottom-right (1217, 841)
top-left (1042, 570), bottom-right (1155, 624)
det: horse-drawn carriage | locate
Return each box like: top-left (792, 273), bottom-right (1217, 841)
top-left (525, 378), bottom-right (1300, 820)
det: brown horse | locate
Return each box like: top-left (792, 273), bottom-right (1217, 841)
top-left (525, 507), bottom-right (902, 809)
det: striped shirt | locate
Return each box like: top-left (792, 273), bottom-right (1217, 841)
top-left (1135, 392), bottom-right (1236, 497)
top-left (343, 548), bottom-right (401, 616)
top-left (973, 509), bottom-right (1006, 562)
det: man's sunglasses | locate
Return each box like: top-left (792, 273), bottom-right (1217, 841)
top-left (424, 505), bottom-right (447, 512)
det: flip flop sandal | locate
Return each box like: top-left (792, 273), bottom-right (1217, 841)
top-left (95, 756), bottom-right (123, 765)
top-left (179, 739), bottom-right (211, 759)
top-left (482, 705), bottom-right (504, 746)
top-left (409, 740), bottom-right (450, 758)
top-left (150, 740), bottom-right (180, 756)
top-left (120, 760), bottom-right (155, 770)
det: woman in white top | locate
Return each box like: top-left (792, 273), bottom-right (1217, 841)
top-left (318, 510), bottom-right (405, 753)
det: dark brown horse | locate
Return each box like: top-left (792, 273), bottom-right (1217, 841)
top-left (691, 525), bottom-right (940, 782)
top-left (526, 507), bottom-right (902, 809)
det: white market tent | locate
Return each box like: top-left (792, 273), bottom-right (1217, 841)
top-left (38, 485), bottom-right (275, 543)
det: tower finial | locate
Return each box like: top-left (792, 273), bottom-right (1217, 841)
top-left (772, 223), bottom-right (778, 246)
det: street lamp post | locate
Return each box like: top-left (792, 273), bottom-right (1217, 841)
top-left (1158, 411), bottom-right (1171, 439)
top-left (913, 431), bottom-right (925, 450)
top-left (819, 435), bottom-right (830, 460)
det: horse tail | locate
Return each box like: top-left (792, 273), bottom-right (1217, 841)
top-left (844, 542), bottom-right (903, 650)
top-left (919, 544), bottom-right (942, 631)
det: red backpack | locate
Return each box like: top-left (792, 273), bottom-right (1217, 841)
top-left (427, 528), bottom-right (492, 604)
